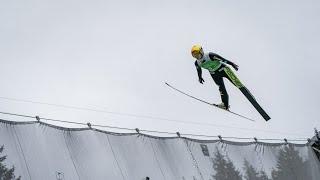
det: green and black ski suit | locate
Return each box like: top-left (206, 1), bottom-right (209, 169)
top-left (195, 52), bottom-right (239, 108)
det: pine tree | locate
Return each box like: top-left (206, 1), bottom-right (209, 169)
top-left (0, 145), bottom-right (21, 180)
top-left (258, 170), bottom-right (269, 180)
top-left (243, 159), bottom-right (270, 180)
top-left (271, 144), bottom-right (310, 180)
top-left (212, 148), bottom-right (242, 180)
top-left (243, 159), bottom-right (259, 180)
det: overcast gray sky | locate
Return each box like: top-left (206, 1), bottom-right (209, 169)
top-left (0, 0), bottom-right (319, 141)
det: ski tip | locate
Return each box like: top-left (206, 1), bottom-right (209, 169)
top-left (265, 117), bottom-right (271, 121)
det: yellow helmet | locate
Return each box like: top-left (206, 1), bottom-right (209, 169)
top-left (191, 45), bottom-right (203, 59)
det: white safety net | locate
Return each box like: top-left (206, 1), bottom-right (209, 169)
top-left (0, 120), bottom-right (319, 180)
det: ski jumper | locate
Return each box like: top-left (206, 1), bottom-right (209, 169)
top-left (192, 47), bottom-right (270, 120)
top-left (195, 52), bottom-right (242, 108)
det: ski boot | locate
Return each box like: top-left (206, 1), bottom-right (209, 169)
top-left (217, 103), bottom-right (230, 110)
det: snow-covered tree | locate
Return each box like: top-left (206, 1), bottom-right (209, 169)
top-left (212, 148), bottom-right (242, 180)
top-left (243, 159), bottom-right (269, 180)
top-left (271, 144), bottom-right (310, 180)
top-left (0, 145), bottom-right (21, 180)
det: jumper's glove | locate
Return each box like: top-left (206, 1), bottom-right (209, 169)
top-left (232, 63), bottom-right (239, 71)
top-left (199, 77), bottom-right (205, 84)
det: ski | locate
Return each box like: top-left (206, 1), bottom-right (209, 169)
top-left (223, 67), bottom-right (271, 121)
top-left (239, 87), bottom-right (271, 121)
top-left (165, 82), bottom-right (256, 122)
